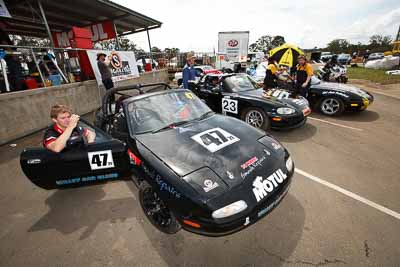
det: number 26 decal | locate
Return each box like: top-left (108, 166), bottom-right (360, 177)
top-left (222, 98), bottom-right (238, 114)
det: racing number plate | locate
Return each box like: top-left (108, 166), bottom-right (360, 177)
top-left (191, 128), bottom-right (240, 153)
top-left (88, 150), bottom-right (115, 170)
top-left (222, 98), bottom-right (238, 114)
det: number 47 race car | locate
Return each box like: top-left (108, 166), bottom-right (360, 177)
top-left (20, 83), bottom-right (294, 236)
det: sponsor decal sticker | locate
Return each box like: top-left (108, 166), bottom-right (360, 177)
top-left (244, 217), bottom-right (250, 226)
top-left (226, 171), bottom-right (235, 180)
top-left (252, 169), bottom-right (288, 202)
top-left (185, 92), bottom-right (194, 99)
top-left (203, 179), bottom-right (219, 192)
top-left (142, 164), bottom-right (181, 198)
top-left (56, 173), bottom-right (119, 185)
top-left (191, 128), bottom-right (240, 153)
top-left (240, 155), bottom-right (267, 179)
top-left (88, 150), bottom-right (115, 170)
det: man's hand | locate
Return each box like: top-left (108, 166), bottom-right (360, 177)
top-left (68, 114), bottom-right (80, 129)
top-left (302, 82), bottom-right (308, 88)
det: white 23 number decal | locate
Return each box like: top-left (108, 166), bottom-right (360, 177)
top-left (222, 98), bottom-right (238, 114)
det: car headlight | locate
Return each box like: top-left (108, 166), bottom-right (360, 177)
top-left (286, 156), bottom-right (294, 172)
top-left (212, 200), bottom-right (248, 219)
top-left (277, 107), bottom-right (295, 115)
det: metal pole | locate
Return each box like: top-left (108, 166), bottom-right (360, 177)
top-left (146, 29), bottom-right (154, 69)
top-left (113, 22), bottom-right (120, 50)
top-left (37, 0), bottom-right (55, 47)
top-left (31, 48), bottom-right (46, 88)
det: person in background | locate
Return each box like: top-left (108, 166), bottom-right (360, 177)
top-left (182, 53), bottom-right (197, 89)
top-left (4, 53), bottom-right (25, 91)
top-left (294, 55), bottom-right (313, 97)
top-left (43, 104), bottom-right (95, 153)
top-left (97, 52), bottom-right (113, 90)
top-left (263, 58), bottom-right (280, 91)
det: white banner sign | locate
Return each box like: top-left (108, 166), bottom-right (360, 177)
top-left (86, 50), bottom-right (139, 86)
top-left (0, 0), bottom-right (11, 18)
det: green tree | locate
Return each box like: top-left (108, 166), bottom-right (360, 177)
top-left (271, 35), bottom-right (285, 47)
top-left (151, 46), bottom-right (161, 53)
top-left (249, 35), bottom-right (286, 52)
top-left (326, 39), bottom-right (350, 54)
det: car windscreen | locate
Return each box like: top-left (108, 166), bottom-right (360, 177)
top-left (126, 91), bottom-right (212, 135)
top-left (224, 75), bottom-right (258, 92)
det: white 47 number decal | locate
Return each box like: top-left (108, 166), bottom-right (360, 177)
top-left (222, 98), bottom-right (238, 114)
top-left (191, 128), bottom-right (240, 153)
top-left (88, 150), bottom-right (115, 170)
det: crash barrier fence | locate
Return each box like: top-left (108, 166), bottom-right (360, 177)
top-left (0, 44), bottom-right (218, 93)
top-left (0, 44), bottom-right (95, 93)
top-left (135, 51), bottom-right (217, 72)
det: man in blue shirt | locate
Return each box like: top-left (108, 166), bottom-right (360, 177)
top-left (182, 53), bottom-right (197, 89)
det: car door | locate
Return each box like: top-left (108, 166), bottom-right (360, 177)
top-left (20, 119), bottom-right (131, 190)
top-left (197, 79), bottom-right (224, 113)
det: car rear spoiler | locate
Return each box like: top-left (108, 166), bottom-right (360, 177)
top-left (101, 83), bottom-right (171, 116)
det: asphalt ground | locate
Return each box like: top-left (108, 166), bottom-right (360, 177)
top-left (0, 87), bottom-right (399, 267)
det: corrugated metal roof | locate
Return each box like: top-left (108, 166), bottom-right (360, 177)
top-left (1, 0), bottom-right (162, 37)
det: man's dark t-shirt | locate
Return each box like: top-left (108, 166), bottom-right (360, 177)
top-left (43, 124), bottom-right (86, 149)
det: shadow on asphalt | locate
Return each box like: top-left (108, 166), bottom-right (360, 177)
top-left (138, 193), bottom-right (305, 267)
top-left (271, 122), bottom-right (317, 143)
top-left (337, 110), bottom-right (380, 123)
top-left (28, 182), bottom-right (139, 240)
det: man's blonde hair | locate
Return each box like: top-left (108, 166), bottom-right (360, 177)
top-left (50, 104), bottom-right (72, 119)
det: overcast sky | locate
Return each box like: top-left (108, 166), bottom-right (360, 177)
top-left (114, 0), bottom-right (400, 52)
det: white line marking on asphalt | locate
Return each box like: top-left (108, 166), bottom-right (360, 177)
top-left (308, 117), bottom-right (363, 131)
top-left (295, 168), bottom-right (400, 220)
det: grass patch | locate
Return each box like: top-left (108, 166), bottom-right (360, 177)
top-left (347, 67), bottom-right (400, 85)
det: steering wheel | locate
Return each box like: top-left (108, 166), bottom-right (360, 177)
top-left (134, 107), bottom-right (163, 125)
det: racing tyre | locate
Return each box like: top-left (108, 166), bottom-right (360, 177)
top-left (241, 107), bottom-right (270, 131)
top-left (319, 97), bottom-right (345, 116)
top-left (139, 181), bottom-right (181, 234)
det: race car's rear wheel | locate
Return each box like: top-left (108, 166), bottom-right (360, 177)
top-left (242, 108), bottom-right (270, 131)
top-left (139, 181), bottom-right (181, 234)
top-left (319, 97), bottom-right (345, 116)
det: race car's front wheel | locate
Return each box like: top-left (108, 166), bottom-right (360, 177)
top-left (319, 97), bottom-right (345, 116)
top-left (139, 181), bottom-right (181, 234)
top-left (242, 108), bottom-right (270, 131)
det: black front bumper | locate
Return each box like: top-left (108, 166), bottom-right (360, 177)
top-left (270, 115), bottom-right (307, 130)
top-left (179, 173), bottom-right (293, 237)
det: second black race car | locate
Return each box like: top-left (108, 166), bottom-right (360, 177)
top-left (20, 83), bottom-right (295, 237)
top-left (307, 76), bottom-right (374, 116)
top-left (189, 73), bottom-right (311, 131)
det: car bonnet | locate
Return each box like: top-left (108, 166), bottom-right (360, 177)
top-left (314, 82), bottom-right (370, 98)
top-left (135, 114), bottom-right (286, 190)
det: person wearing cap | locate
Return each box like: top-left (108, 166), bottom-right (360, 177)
top-left (97, 52), bottom-right (113, 90)
top-left (294, 55), bottom-right (313, 97)
top-left (182, 53), bottom-right (198, 89)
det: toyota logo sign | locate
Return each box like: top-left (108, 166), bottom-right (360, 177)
top-left (228, 39), bottom-right (239, 47)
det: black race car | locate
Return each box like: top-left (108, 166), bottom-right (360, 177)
top-left (20, 83), bottom-right (295, 237)
top-left (189, 73), bottom-right (311, 131)
top-left (308, 77), bottom-right (374, 116)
